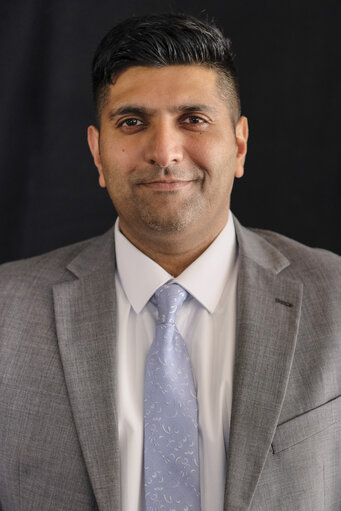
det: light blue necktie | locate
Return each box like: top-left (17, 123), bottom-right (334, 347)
top-left (144, 283), bottom-right (201, 510)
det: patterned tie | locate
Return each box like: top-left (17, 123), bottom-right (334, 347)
top-left (144, 283), bottom-right (201, 511)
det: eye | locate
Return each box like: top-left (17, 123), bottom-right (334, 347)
top-left (182, 115), bottom-right (206, 124)
top-left (180, 115), bottom-right (210, 130)
top-left (119, 118), bottom-right (144, 127)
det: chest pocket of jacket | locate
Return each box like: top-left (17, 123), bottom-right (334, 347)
top-left (272, 395), bottom-right (341, 454)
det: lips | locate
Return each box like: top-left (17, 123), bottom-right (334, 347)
top-left (139, 180), bottom-right (194, 191)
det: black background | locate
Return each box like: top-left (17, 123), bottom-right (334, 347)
top-left (0, 0), bottom-right (340, 264)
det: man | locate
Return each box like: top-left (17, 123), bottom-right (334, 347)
top-left (0, 13), bottom-right (340, 511)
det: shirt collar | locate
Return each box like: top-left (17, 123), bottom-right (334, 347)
top-left (114, 212), bottom-right (237, 314)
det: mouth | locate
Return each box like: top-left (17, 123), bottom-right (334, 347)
top-left (139, 179), bottom-right (195, 191)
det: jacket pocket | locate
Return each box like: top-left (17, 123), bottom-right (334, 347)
top-left (272, 395), bottom-right (341, 454)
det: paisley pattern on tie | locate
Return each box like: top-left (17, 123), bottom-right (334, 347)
top-left (144, 283), bottom-right (201, 511)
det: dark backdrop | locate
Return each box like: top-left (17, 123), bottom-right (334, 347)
top-left (1, 0), bottom-right (340, 264)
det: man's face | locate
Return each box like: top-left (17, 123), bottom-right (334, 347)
top-left (88, 65), bottom-right (248, 247)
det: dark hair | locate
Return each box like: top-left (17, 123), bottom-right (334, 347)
top-left (92, 13), bottom-right (241, 122)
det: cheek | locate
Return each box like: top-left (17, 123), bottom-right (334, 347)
top-left (187, 138), bottom-right (216, 168)
top-left (100, 148), bottom-right (128, 180)
top-left (103, 139), bottom-right (142, 172)
top-left (187, 133), bottom-right (233, 167)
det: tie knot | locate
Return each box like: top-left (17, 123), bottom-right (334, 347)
top-left (151, 283), bottom-right (188, 324)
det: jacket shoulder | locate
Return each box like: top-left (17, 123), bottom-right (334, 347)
top-left (0, 233), bottom-right (105, 292)
top-left (250, 227), bottom-right (341, 282)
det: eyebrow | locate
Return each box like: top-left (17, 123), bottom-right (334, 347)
top-left (107, 104), bottom-right (218, 120)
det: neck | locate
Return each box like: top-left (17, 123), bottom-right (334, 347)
top-left (118, 214), bottom-right (229, 277)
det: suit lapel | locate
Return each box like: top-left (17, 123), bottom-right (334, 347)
top-left (224, 219), bottom-right (303, 510)
top-left (53, 227), bottom-right (121, 511)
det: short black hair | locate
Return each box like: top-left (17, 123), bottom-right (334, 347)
top-left (92, 13), bottom-right (241, 123)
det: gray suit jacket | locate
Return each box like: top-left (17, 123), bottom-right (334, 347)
top-left (0, 217), bottom-right (340, 510)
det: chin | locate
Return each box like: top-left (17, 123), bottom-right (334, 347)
top-left (144, 219), bottom-right (188, 233)
top-left (139, 200), bottom-right (202, 233)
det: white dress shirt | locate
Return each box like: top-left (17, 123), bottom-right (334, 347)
top-left (114, 212), bottom-right (239, 511)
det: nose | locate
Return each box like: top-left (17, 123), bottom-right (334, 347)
top-left (143, 119), bottom-right (184, 167)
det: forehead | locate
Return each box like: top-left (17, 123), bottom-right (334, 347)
top-left (104, 65), bottom-right (228, 112)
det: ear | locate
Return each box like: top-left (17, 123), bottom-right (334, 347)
top-left (87, 125), bottom-right (106, 188)
top-left (234, 116), bottom-right (249, 178)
